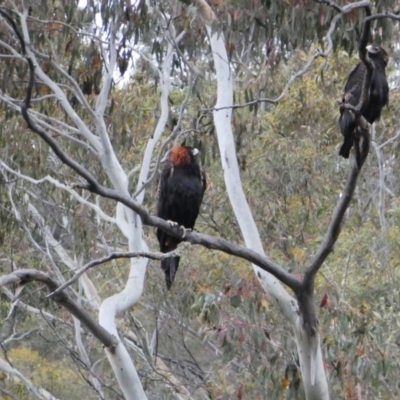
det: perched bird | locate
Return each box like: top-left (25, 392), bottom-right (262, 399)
top-left (156, 145), bottom-right (206, 289)
top-left (339, 45), bottom-right (389, 161)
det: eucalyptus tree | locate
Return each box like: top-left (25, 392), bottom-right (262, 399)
top-left (0, 0), bottom-right (398, 399)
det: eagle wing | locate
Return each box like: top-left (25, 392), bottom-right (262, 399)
top-left (156, 161), bottom-right (173, 221)
top-left (200, 166), bottom-right (207, 200)
top-left (155, 149), bottom-right (206, 289)
top-left (342, 63), bottom-right (365, 107)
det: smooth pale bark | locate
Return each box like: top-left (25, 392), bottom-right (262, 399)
top-left (194, 1), bottom-right (329, 398)
top-left (17, 5), bottom-right (149, 398)
top-left (295, 331), bottom-right (330, 399)
top-left (0, 3), bottom-right (339, 398)
top-left (96, 18), bottom-right (183, 400)
top-left (193, 0), bottom-right (297, 323)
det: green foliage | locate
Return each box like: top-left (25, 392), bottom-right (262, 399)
top-left (2, 347), bottom-right (82, 398)
top-left (0, 0), bottom-right (399, 398)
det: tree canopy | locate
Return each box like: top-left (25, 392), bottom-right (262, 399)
top-left (0, 0), bottom-right (400, 399)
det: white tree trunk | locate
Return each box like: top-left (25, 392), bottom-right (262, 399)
top-left (3, 3), bottom-right (332, 398)
top-left (295, 330), bottom-right (330, 399)
top-left (18, 7), bottom-right (148, 399)
top-left (194, 1), bottom-right (329, 398)
top-left (96, 21), bottom-right (181, 400)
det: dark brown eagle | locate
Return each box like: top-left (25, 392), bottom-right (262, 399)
top-left (156, 145), bottom-right (206, 289)
top-left (339, 45), bottom-right (389, 161)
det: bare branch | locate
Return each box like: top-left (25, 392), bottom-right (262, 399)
top-left (2, 329), bottom-right (38, 345)
top-left (3, 158), bottom-right (300, 291)
top-left (125, 333), bottom-right (194, 400)
top-left (26, 15), bottom-right (110, 44)
top-left (0, 6), bottom-right (303, 294)
top-left (133, 71), bottom-right (197, 200)
top-left (29, 47), bottom-right (99, 122)
top-left (303, 5), bottom-right (372, 289)
top-left (0, 163), bottom-right (117, 225)
top-left (2, 286), bottom-right (70, 326)
top-left (49, 244), bottom-right (192, 298)
top-left (371, 139), bottom-right (387, 229)
top-left (0, 270), bottom-right (117, 350)
top-left (358, 5), bottom-right (372, 54)
top-left (379, 129), bottom-right (400, 150)
top-left (312, 0), bottom-right (342, 12)
top-left (303, 135), bottom-right (369, 287)
top-left (22, 87), bottom-right (100, 191)
top-left (73, 313), bottom-right (105, 398)
top-left (0, 8), bottom-right (26, 53)
top-left (365, 12), bottom-right (400, 22)
top-left (202, 0), bottom-right (370, 112)
top-left (30, 115), bottom-right (99, 157)
top-left (132, 26), bottom-right (187, 203)
top-left (0, 386), bottom-right (19, 400)
top-left (0, 357), bottom-right (46, 400)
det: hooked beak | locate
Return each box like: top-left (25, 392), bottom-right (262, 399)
top-left (366, 45), bottom-right (378, 54)
top-left (192, 148), bottom-right (200, 156)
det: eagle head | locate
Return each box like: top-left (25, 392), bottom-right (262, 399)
top-left (366, 45), bottom-right (389, 66)
top-left (170, 146), bottom-right (199, 167)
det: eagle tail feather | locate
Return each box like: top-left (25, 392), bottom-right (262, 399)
top-left (161, 256), bottom-right (180, 290)
top-left (339, 136), bottom-right (353, 159)
top-left (339, 110), bottom-right (355, 159)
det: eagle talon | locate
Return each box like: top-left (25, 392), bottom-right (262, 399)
top-left (181, 227), bottom-right (192, 238)
top-left (166, 220), bottom-right (179, 227)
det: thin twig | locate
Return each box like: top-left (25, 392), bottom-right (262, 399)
top-left (312, 0), bottom-right (342, 12)
top-left (366, 12), bottom-right (400, 22)
top-left (48, 244), bottom-right (192, 297)
top-left (0, 270), bottom-right (117, 350)
top-left (202, 0), bottom-right (370, 112)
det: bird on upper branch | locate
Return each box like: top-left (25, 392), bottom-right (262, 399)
top-left (339, 45), bottom-right (389, 162)
top-left (156, 145), bottom-right (206, 290)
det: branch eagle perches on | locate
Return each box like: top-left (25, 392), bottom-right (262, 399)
top-left (0, 2), bottom-right (391, 398)
top-left (339, 5), bottom-right (373, 169)
top-left (0, 2), bottom-right (379, 307)
top-left (295, 4), bottom-right (374, 338)
top-left (0, 7), bottom-right (300, 291)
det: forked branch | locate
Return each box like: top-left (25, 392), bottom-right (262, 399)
top-left (0, 8), bottom-right (301, 292)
